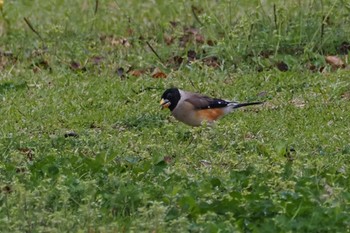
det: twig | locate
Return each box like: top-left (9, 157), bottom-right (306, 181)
top-left (94, 0), bottom-right (99, 15)
top-left (146, 41), bottom-right (163, 64)
top-left (321, 15), bottom-right (326, 45)
top-left (23, 17), bottom-right (43, 41)
top-left (188, 77), bottom-right (200, 93)
top-left (273, 4), bottom-right (278, 31)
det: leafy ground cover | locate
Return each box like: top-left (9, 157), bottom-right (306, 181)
top-left (0, 0), bottom-right (350, 232)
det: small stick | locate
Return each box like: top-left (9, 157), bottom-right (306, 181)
top-left (94, 0), bottom-right (99, 15)
top-left (321, 15), bottom-right (326, 45)
top-left (273, 4), bottom-right (278, 31)
top-left (23, 17), bottom-right (43, 41)
top-left (146, 41), bottom-right (163, 64)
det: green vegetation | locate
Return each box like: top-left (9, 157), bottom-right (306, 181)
top-left (0, 0), bottom-right (350, 232)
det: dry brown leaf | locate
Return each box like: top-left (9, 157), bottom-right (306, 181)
top-left (206, 39), bottom-right (216, 46)
top-left (202, 56), bottom-right (220, 68)
top-left (166, 55), bottom-right (183, 69)
top-left (195, 33), bottom-right (205, 44)
top-left (69, 61), bottom-right (86, 72)
top-left (325, 55), bottom-right (345, 69)
top-left (2, 185), bottom-right (12, 194)
top-left (276, 61), bottom-right (288, 71)
top-left (187, 50), bottom-right (197, 62)
top-left (128, 69), bottom-right (146, 77)
top-left (339, 41), bottom-right (350, 55)
top-left (179, 27), bottom-right (205, 47)
top-left (306, 63), bottom-right (326, 73)
top-left (151, 67), bottom-right (167, 78)
top-left (259, 50), bottom-right (274, 58)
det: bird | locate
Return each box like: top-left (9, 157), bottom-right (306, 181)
top-left (160, 88), bottom-right (263, 126)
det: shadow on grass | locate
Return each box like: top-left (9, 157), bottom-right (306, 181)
top-left (114, 114), bottom-right (165, 130)
top-left (0, 81), bottom-right (27, 94)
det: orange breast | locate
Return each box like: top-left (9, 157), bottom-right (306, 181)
top-left (196, 108), bottom-right (225, 122)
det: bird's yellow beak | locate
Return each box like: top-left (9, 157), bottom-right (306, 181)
top-left (160, 98), bottom-right (171, 109)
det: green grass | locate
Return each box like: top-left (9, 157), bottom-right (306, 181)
top-left (1, 0), bottom-right (350, 232)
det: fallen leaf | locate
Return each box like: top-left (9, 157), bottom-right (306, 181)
top-left (16, 167), bottom-right (26, 173)
top-left (64, 131), bottom-right (79, 138)
top-left (116, 67), bottom-right (124, 77)
top-left (195, 33), bottom-right (205, 44)
top-left (69, 61), bottom-right (86, 72)
top-left (2, 185), bottom-right (12, 194)
top-left (206, 39), bottom-right (216, 46)
top-left (179, 27), bottom-right (205, 47)
top-left (187, 50), bottom-right (197, 62)
top-left (128, 69), bottom-right (146, 77)
top-left (151, 67), bottom-right (167, 78)
top-left (338, 41), bottom-right (350, 55)
top-left (202, 56), bottom-right (220, 68)
top-left (166, 55), bottom-right (184, 69)
top-left (259, 50), bottom-right (273, 58)
top-left (284, 147), bottom-right (296, 161)
top-left (276, 61), bottom-right (288, 71)
top-left (18, 147), bottom-right (34, 161)
top-left (306, 63), bottom-right (325, 73)
top-left (325, 55), bottom-right (345, 69)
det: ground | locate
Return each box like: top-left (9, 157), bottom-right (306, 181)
top-left (0, 0), bottom-right (350, 232)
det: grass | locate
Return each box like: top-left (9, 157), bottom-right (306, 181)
top-left (1, 0), bottom-right (350, 232)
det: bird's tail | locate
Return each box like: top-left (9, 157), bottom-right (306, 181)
top-left (230, 101), bottom-right (264, 109)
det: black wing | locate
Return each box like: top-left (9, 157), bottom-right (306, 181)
top-left (185, 94), bottom-right (229, 109)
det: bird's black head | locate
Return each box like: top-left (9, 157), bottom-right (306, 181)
top-left (160, 88), bottom-right (181, 111)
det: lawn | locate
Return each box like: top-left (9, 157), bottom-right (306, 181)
top-left (0, 0), bottom-right (350, 232)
